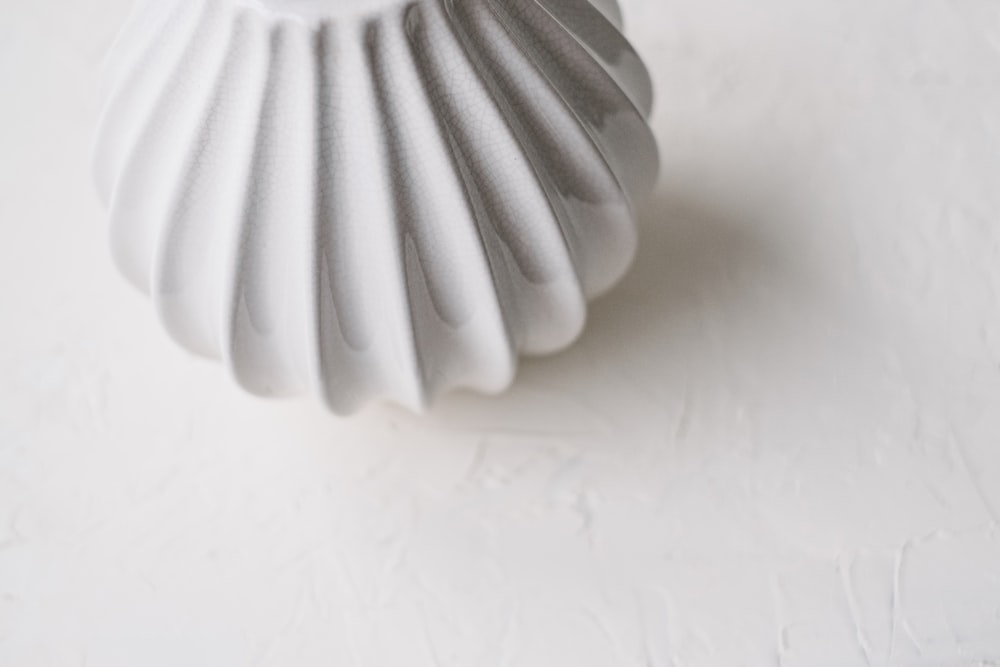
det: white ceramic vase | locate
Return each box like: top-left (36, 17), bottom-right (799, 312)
top-left (94, 0), bottom-right (659, 414)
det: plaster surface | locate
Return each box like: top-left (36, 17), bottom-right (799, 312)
top-left (2, 1), bottom-right (1000, 665)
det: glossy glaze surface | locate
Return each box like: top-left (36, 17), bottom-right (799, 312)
top-left (94, 0), bottom-right (658, 414)
top-left (6, 0), bottom-right (1000, 663)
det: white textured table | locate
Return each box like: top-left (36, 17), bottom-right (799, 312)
top-left (2, 1), bottom-right (1000, 665)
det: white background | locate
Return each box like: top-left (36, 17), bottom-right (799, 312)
top-left (3, 1), bottom-right (1000, 665)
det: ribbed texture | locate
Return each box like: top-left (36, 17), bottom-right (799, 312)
top-left (94, 0), bottom-right (659, 414)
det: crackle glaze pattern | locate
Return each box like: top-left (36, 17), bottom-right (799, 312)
top-left (94, 0), bottom-right (658, 414)
top-left (7, 0), bottom-right (1000, 663)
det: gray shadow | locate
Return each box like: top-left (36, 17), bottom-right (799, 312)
top-left (403, 171), bottom-right (814, 434)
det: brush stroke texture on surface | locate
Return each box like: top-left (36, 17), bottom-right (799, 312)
top-left (1, 0), bottom-right (1000, 665)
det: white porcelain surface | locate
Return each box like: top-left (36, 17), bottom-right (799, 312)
top-left (5, 0), bottom-right (1000, 665)
top-left (93, 0), bottom-right (658, 414)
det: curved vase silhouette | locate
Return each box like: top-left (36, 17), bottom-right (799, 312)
top-left (94, 0), bottom-right (659, 414)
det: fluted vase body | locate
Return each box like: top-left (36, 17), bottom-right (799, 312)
top-left (95, 0), bottom-right (659, 414)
